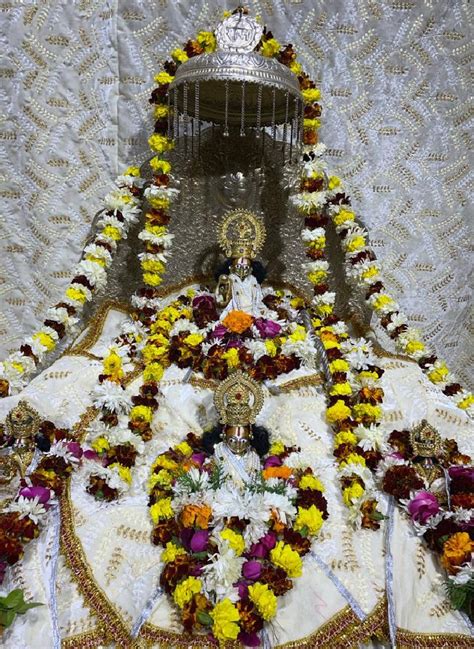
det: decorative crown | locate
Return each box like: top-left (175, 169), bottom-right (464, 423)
top-left (4, 400), bottom-right (42, 441)
top-left (214, 370), bottom-right (264, 427)
top-left (409, 419), bottom-right (443, 459)
top-left (218, 209), bottom-right (266, 259)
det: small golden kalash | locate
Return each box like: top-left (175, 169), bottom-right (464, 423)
top-left (0, 5), bottom-right (472, 649)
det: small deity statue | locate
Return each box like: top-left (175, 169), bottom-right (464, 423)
top-left (215, 209), bottom-right (271, 319)
top-left (0, 400), bottom-right (41, 484)
top-left (408, 419), bottom-right (449, 504)
top-left (202, 370), bottom-right (269, 487)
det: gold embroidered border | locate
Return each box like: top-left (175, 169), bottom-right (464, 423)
top-left (396, 628), bottom-right (474, 648)
top-left (189, 372), bottom-right (324, 394)
top-left (61, 626), bottom-right (107, 649)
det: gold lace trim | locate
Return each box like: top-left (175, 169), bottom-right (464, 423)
top-left (396, 628), bottom-right (474, 648)
top-left (189, 372), bottom-right (324, 393)
top-left (61, 626), bottom-right (107, 649)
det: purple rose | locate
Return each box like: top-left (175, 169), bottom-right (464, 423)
top-left (0, 561), bottom-right (7, 585)
top-left (190, 530), bottom-right (209, 553)
top-left (448, 466), bottom-right (474, 481)
top-left (242, 560), bottom-right (262, 581)
top-left (237, 581), bottom-right (249, 599)
top-left (254, 318), bottom-right (281, 339)
top-left (249, 532), bottom-right (277, 558)
top-left (19, 485), bottom-right (52, 504)
top-left (264, 455), bottom-right (282, 469)
top-left (226, 338), bottom-right (243, 349)
top-left (192, 295), bottom-right (216, 310)
top-left (407, 490), bottom-right (440, 524)
top-left (238, 631), bottom-right (261, 647)
top-left (211, 323), bottom-right (228, 339)
top-left (191, 452), bottom-right (206, 467)
top-left (84, 449), bottom-right (99, 461)
top-left (67, 441), bottom-right (83, 459)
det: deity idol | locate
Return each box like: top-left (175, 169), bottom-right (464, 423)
top-left (0, 8), bottom-right (473, 649)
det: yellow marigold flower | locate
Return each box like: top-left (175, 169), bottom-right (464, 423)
top-left (196, 30), bottom-right (217, 53)
top-left (361, 266), bottom-right (380, 279)
top-left (289, 60), bottom-right (302, 74)
top-left (173, 576), bottom-right (202, 608)
top-left (334, 430), bottom-right (357, 447)
top-left (91, 436), bottom-right (109, 453)
top-left (148, 332), bottom-right (169, 346)
top-left (329, 359), bottom-right (349, 373)
top-left (171, 47), bottom-right (189, 63)
top-left (264, 339), bottom-right (278, 357)
top-left (326, 399), bottom-right (351, 423)
top-left (333, 209), bottom-right (355, 226)
top-left (149, 157), bottom-right (171, 174)
top-left (148, 469), bottom-right (172, 491)
top-left (145, 224), bottom-right (167, 236)
top-left (109, 463), bottom-right (132, 484)
top-left (352, 403), bottom-right (382, 422)
top-left (294, 505), bottom-right (324, 536)
top-left (143, 362), bottom-right (165, 383)
top-left (130, 405), bottom-right (153, 423)
top-left (327, 176), bottom-right (341, 190)
top-left (289, 325), bottom-right (306, 342)
top-left (270, 541), bottom-right (302, 577)
top-left (186, 288), bottom-right (196, 298)
top-left (299, 474), bottom-right (325, 492)
top-left (261, 37), bottom-right (281, 57)
top-left (359, 370), bottom-right (379, 381)
top-left (150, 497), bottom-right (174, 523)
top-left (103, 350), bottom-right (123, 379)
top-left (211, 599), bottom-right (240, 642)
top-left (124, 165), bottom-right (140, 176)
top-left (151, 318), bottom-right (172, 334)
top-left (152, 455), bottom-right (178, 471)
top-left (302, 87), bottom-right (321, 104)
top-left (458, 394), bottom-right (474, 410)
top-left (143, 272), bottom-right (163, 287)
top-left (330, 382), bottom-right (353, 397)
top-left (85, 253), bottom-right (106, 267)
top-left (65, 286), bottom-right (88, 304)
top-left (303, 118), bottom-right (321, 129)
top-left (222, 347), bottom-right (240, 369)
top-left (404, 340), bottom-right (425, 355)
top-left (183, 333), bottom-right (204, 347)
top-left (290, 297), bottom-right (305, 309)
top-left (141, 258), bottom-right (165, 274)
top-left (270, 441), bottom-right (285, 455)
top-left (161, 541), bottom-right (186, 563)
top-left (315, 304), bottom-right (333, 316)
top-left (32, 332), bottom-right (56, 351)
top-left (339, 453), bottom-right (366, 469)
top-left (220, 529), bottom-right (245, 556)
top-left (343, 482), bottom-right (364, 507)
top-left (176, 441), bottom-right (193, 457)
top-left (345, 235), bottom-right (366, 252)
top-left (154, 71), bottom-right (174, 85)
top-left (148, 133), bottom-right (174, 153)
top-left (248, 582), bottom-right (277, 620)
top-left (311, 317), bottom-right (322, 329)
top-left (307, 270), bottom-right (327, 285)
top-left (428, 363), bottom-right (449, 383)
top-left (11, 361), bottom-right (24, 374)
top-left (307, 236), bottom-right (325, 250)
top-left (147, 195), bottom-right (170, 210)
top-left (371, 294), bottom-right (394, 312)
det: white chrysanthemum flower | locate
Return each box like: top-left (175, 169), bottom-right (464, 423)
top-left (354, 424), bottom-right (385, 451)
top-left (45, 306), bottom-right (79, 330)
top-left (115, 173), bottom-right (145, 189)
top-left (95, 234), bottom-right (118, 251)
top-left (76, 259), bottom-right (108, 290)
top-left (302, 143), bottom-right (327, 158)
top-left (338, 462), bottom-right (375, 487)
top-left (332, 321), bottom-right (348, 335)
top-left (302, 260), bottom-right (329, 273)
top-left (262, 492), bottom-right (296, 525)
top-left (301, 227), bottom-right (325, 242)
top-left (83, 463), bottom-right (128, 493)
top-left (6, 352), bottom-right (37, 375)
top-left (6, 496), bottom-right (47, 524)
top-left (453, 508), bottom-right (474, 525)
top-left (144, 185), bottom-right (179, 201)
top-left (385, 312), bottom-right (408, 332)
top-left (312, 292), bottom-right (336, 306)
top-left (347, 260), bottom-right (381, 285)
top-left (105, 425), bottom-right (145, 453)
top-left (138, 251), bottom-right (169, 264)
top-left (92, 380), bottom-right (132, 414)
top-left (368, 292), bottom-right (399, 315)
top-left (104, 189), bottom-right (138, 211)
top-left (49, 440), bottom-right (81, 463)
top-left (246, 339), bottom-right (268, 362)
top-left (138, 230), bottom-right (175, 248)
top-left (120, 204), bottom-right (141, 226)
top-left (40, 326), bottom-right (59, 342)
top-left (97, 212), bottom-right (127, 231)
top-left (281, 338), bottom-right (317, 368)
top-left (170, 319), bottom-right (197, 336)
top-left (291, 191), bottom-right (328, 211)
top-left (375, 454), bottom-right (408, 480)
top-left (449, 558), bottom-right (474, 585)
top-left (202, 544), bottom-right (245, 600)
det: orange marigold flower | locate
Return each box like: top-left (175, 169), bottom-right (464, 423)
top-left (262, 466), bottom-right (293, 480)
top-left (222, 310), bottom-right (254, 334)
top-left (441, 532), bottom-right (474, 574)
top-left (180, 504), bottom-right (212, 529)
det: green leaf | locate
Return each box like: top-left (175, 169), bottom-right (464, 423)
top-left (2, 590), bottom-right (25, 609)
top-left (370, 512), bottom-right (388, 521)
top-left (16, 602), bottom-right (43, 614)
top-left (0, 609), bottom-right (16, 629)
top-left (197, 611), bottom-right (213, 626)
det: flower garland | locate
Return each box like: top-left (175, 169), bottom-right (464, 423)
top-left (147, 433), bottom-right (328, 645)
top-left (0, 419), bottom-right (86, 584)
top-left (0, 168), bottom-right (145, 398)
top-left (327, 191), bottom-right (474, 416)
top-left (378, 429), bottom-right (473, 615)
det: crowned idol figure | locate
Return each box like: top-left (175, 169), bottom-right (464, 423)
top-left (215, 209), bottom-right (271, 319)
top-left (202, 370), bottom-right (269, 487)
